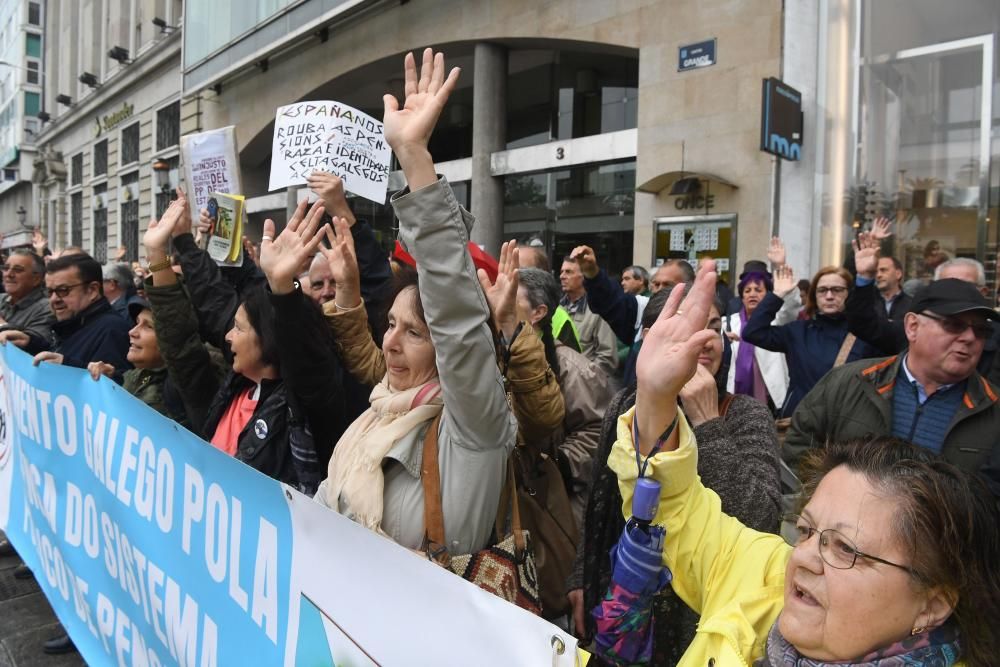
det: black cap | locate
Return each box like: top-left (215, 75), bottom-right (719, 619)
top-left (127, 297), bottom-right (151, 323)
top-left (738, 260), bottom-right (771, 282)
top-left (911, 278), bottom-right (999, 320)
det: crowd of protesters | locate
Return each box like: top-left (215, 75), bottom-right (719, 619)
top-left (0, 48), bottom-right (997, 666)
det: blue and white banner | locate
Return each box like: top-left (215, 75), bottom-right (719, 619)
top-left (0, 346), bottom-right (583, 666)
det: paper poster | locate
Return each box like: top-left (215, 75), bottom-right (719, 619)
top-left (669, 228), bottom-right (686, 251)
top-left (0, 345), bottom-right (583, 667)
top-left (267, 101), bottom-right (391, 204)
top-left (181, 126), bottom-right (242, 226)
top-left (693, 227), bottom-right (718, 251)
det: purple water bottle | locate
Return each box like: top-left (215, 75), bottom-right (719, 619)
top-left (630, 477), bottom-right (661, 533)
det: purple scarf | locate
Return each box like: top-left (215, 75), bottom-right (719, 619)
top-left (755, 617), bottom-right (961, 666)
top-left (733, 307), bottom-right (759, 397)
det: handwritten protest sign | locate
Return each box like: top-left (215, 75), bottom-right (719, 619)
top-left (181, 127), bottom-right (242, 228)
top-left (0, 346), bottom-right (584, 667)
top-left (267, 101), bottom-right (391, 204)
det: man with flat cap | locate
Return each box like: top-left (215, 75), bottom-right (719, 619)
top-left (785, 278), bottom-right (1000, 497)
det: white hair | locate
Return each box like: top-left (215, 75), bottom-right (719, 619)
top-left (934, 257), bottom-right (985, 286)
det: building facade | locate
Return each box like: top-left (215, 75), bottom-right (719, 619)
top-left (31, 0), bottom-right (184, 262)
top-left (23, 0), bottom-right (1000, 298)
top-left (0, 0), bottom-right (44, 250)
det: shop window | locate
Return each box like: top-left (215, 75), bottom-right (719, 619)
top-left (70, 193), bottom-right (83, 248)
top-left (70, 153), bottom-right (83, 186)
top-left (156, 101), bottom-right (180, 151)
top-left (120, 172), bottom-right (139, 262)
top-left (93, 140), bottom-right (107, 176)
top-left (503, 160), bottom-right (636, 274)
top-left (23, 91), bottom-right (39, 116)
top-left (28, 2), bottom-right (41, 26)
top-left (653, 218), bottom-right (736, 287)
top-left (25, 34), bottom-right (40, 58)
top-left (120, 122), bottom-right (139, 165)
top-left (93, 183), bottom-right (108, 262)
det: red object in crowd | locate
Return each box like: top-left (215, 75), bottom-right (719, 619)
top-left (392, 240), bottom-right (499, 283)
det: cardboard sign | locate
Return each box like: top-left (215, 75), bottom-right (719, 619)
top-left (267, 101), bottom-right (391, 204)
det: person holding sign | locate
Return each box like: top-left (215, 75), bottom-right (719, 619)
top-left (314, 49), bottom-right (516, 556)
top-left (607, 259), bottom-right (1000, 666)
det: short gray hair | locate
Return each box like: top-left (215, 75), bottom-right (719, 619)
top-left (102, 262), bottom-right (133, 288)
top-left (9, 249), bottom-right (45, 275)
top-left (623, 265), bottom-right (649, 288)
top-left (934, 257), bottom-right (985, 286)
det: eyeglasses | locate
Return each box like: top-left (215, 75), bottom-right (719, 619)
top-left (1, 264), bottom-right (29, 274)
top-left (783, 513), bottom-right (913, 573)
top-left (816, 286), bottom-right (848, 296)
top-left (47, 283), bottom-right (83, 298)
top-left (918, 311), bottom-right (992, 340)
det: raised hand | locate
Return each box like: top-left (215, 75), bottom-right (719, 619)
top-left (767, 236), bottom-right (786, 268)
top-left (383, 48), bottom-right (460, 189)
top-left (871, 216), bottom-right (893, 241)
top-left (259, 199), bottom-right (327, 295)
top-left (31, 228), bottom-right (47, 255)
top-left (634, 260), bottom-right (720, 455)
top-left (319, 216), bottom-right (361, 310)
top-left (477, 240), bottom-right (520, 339)
top-left (307, 171), bottom-right (355, 225)
top-left (852, 230), bottom-right (880, 279)
top-left (144, 197), bottom-right (187, 256)
top-left (773, 265), bottom-right (796, 297)
top-left (570, 245), bottom-right (599, 279)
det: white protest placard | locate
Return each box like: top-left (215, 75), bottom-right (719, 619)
top-left (267, 101), bottom-right (391, 204)
top-left (181, 126), bottom-right (242, 223)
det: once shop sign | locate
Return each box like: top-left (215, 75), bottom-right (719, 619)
top-left (92, 102), bottom-right (135, 137)
top-left (674, 194), bottom-right (715, 211)
top-left (678, 39), bottom-right (717, 71)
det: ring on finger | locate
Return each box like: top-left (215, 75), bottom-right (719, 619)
top-left (262, 235), bottom-right (273, 242)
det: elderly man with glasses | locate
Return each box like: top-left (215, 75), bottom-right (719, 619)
top-left (0, 249), bottom-right (55, 349)
top-left (0, 253), bottom-right (131, 378)
top-left (786, 278), bottom-right (1000, 499)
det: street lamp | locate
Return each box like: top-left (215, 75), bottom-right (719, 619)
top-left (16, 205), bottom-right (27, 227)
top-left (152, 159), bottom-right (172, 193)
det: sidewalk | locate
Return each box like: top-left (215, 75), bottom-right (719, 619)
top-left (0, 534), bottom-right (86, 667)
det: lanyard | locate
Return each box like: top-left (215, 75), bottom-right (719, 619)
top-left (632, 411), bottom-right (679, 478)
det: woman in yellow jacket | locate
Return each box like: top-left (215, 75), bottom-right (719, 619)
top-left (607, 258), bottom-right (999, 667)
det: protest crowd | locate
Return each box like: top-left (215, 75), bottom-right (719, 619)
top-left (1, 49), bottom-right (999, 667)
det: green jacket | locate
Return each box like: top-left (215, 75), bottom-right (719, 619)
top-left (785, 355), bottom-right (1000, 493)
top-left (123, 367), bottom-right (172, 420)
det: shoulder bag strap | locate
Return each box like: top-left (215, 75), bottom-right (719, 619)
top-left (420, 414), bottom-right (448, 559)
top-left (495, 458), bottom-right (527, 556)
top-left (834, 333), bottom-right (857, 368)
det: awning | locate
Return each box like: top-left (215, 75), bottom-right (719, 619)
top-left (636, 170), bottom-right (737, 194)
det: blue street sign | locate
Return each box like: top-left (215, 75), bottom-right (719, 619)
top-left (678, 39), bottom-right (717, 71)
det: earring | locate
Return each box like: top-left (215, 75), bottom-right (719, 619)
top-left (910, 626), bottom-right (926, 636)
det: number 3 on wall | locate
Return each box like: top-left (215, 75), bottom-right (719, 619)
top-left (555, 147), bottom-right (565, 160)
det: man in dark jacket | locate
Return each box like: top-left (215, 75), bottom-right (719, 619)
top-left (847, 232), bottom-right (1000, 386)
top-left (0, 253), bottom-right (131, 379)
top-left (786, 279), bottom-right (1000, 498)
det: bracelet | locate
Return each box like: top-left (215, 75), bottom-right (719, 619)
top-left (148, 257), bottom-right (172, 273)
